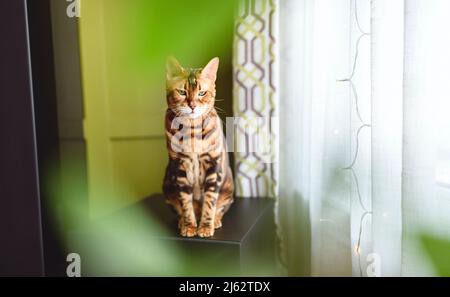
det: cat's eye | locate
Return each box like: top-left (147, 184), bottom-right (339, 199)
top-left (198, 91), bottom-right (206, 96)
top-left (177, 89), bottom-right (187, 96)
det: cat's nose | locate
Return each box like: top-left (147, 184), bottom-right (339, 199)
top-left (188, 102), bottom-right (196, 110)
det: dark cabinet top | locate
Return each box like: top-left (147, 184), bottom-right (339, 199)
top-left (105, 194), bottom-right (274, 244)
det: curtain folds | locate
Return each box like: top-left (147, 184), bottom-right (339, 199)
top-left (401, 0), bottom-right (450, 276)
top-left (370, 0), bottom-right (404, 277)
top-left (233, 0), bottom-right (450, 276)
top-left (279, 0), bottom-right (354, 276)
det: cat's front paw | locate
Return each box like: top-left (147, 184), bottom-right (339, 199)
top-left (214, 219), bottom-right (222, 229)
top-left (197, 226), bottom-right (215, 238)
top-left (180, 225), bottom-right (197, 237)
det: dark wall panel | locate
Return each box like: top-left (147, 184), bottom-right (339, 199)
top-left (0, 0), bottom-right (45, 276)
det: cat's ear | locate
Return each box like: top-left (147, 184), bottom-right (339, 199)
top-left (166, 56), bottom-right (184, 79)
top-left (200, 57), bottom-right (219, 83)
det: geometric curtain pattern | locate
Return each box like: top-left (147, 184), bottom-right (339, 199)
top-left (233, 0), bottom-right (279, 198)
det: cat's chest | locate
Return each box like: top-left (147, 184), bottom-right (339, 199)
top-left (185, 154), bottom-right (204, 201)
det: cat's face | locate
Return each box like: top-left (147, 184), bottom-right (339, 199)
top-left (166, 57), bottom-right (219, 119)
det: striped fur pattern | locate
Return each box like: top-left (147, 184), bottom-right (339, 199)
top-left (163, 57), bottom-right (234, 237)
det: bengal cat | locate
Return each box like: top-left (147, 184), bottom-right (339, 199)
top-left (163, 57), bottom-right (234, 238)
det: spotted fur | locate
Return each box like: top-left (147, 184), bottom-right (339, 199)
top-left (163, 57), bottom-right (234, 238)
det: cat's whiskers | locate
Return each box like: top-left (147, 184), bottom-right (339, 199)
top-left (214, 106), bottom-right (227, 115)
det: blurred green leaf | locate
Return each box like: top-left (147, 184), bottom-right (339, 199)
top-left (421, 234), bottom-right (450, 277)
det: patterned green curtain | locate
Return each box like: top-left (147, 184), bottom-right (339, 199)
top-left (232, 0), bottom-right (279, 198)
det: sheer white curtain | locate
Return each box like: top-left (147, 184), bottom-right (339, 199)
top-left (278, 0), bottom-right (450, 276)
top-left (401, 0), bottom-right (450, 276)
top-left (371, 0), bottom-right (403, 277)
top-left (279, 0), bottom-right (353, 276)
